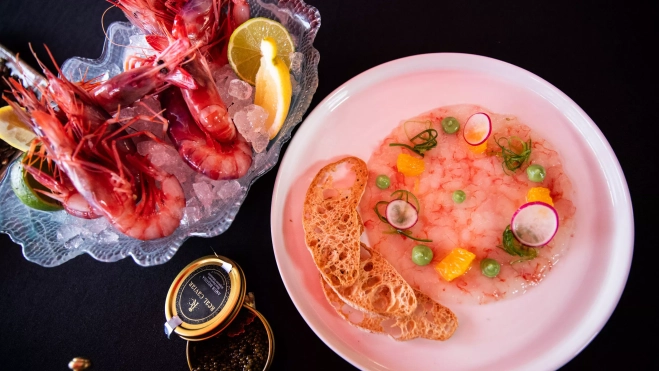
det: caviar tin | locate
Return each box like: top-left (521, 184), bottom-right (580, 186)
top-left (165, 255), bottom-right (274, 370)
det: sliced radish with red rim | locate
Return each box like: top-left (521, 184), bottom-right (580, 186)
top-left (463, 112), bottom-right (492, 146)
top-left (510, 202), bottom-right (559, 247)
top-left (386, 199), bottom-right (418, 230)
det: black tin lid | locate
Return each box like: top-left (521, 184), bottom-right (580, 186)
top-left (165, 255), bottom-right (246, 341)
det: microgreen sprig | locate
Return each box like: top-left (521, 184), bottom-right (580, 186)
top-left (390, 128), bottom-right (439, 157)
top-left (493, 136), bottom-right (532, 174)
top-left (373, 189), bottom-right (432, 242)
top-left (498, 225), bottom-right (538, 262)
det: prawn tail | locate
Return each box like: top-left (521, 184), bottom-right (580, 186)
top-left (116, 153), bottom-right (185, 240)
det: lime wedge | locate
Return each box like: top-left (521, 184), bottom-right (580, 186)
top-left (10, 155), bottom-right (63, 212)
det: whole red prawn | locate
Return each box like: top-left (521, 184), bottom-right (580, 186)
top-left (112, 0), bottom-right (250, 144)
top-left (111, 0), bottom-right (255, 180)
top-left (161, 87), bottom-right (251, 180)
top-left (7, 51), bottom-right (187, 240)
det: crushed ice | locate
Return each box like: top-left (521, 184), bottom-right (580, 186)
top-left (233, 104), bottom-right (269, 153)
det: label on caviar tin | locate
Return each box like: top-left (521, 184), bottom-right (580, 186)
top-left (175, 265), bottom-right (231, 324)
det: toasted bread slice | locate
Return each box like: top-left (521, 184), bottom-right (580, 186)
top-left (303, 157), bottom-right (368, 287)
top-left (328, 243), bottom-right (417, 317)
top-left (322, 278), bottom-right (458, 341)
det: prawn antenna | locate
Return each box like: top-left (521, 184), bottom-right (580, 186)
top-left (101, 5), bottom-right (133, 50)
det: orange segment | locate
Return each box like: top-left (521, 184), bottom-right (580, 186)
top-left (468, 141), bottom-right (487, 154)
top-left (464, 129), bottom-right (487, 143)
top-left (397, 153), bottom-right (425, 177)
top-left (526, 187), bottom-right (554, 206)
top-left (435, 248), bottom-right (476, 282)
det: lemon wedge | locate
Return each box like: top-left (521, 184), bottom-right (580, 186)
top-left (228, 17), bottom-right (295, 85)
top-left (254, 37), bottom-right (292, 140)
top-left (0, 105), bottom-right (35, 152)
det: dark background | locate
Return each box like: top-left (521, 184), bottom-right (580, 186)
top-left (1, 0), bottom-right (657, 370)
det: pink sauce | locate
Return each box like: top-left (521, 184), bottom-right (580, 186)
top-left (360, 104), bottom-right (576, 305)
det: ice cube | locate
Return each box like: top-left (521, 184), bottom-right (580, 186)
top-left (136, 96), bottom-right (161, 113)
top-left (228, 100), bottom-right (249, 118)
top-left (217, 180), bottom-right (242, 200)
top-left (289, 52), bottom-right (304, 75)
top-left (130, 119), bottom-right (167, 140)
top-left (212, 64), bottom-right (237, 87)
top-left (57, 224), bottom-right (85, 242)
top-left (251, 132), bottom-right (269, 153)
top-left (210, 179), bottom-right (229, 191)
top-left (86, 217), bottom-right (109, 234)
top-left (182, 206), bottom-right (203, 225)
top-left (246, 105), bottom-right (269, 133)
top-left (137, 141), bottom-right (157, 156)
top-left (232, 105), bottom-right (251, 135)
top-left (193, 182), bottom-right (214, 208)
top-left (148, 143), bottom-right (178, 167)
top-left (195, 173), bottom-right (212, 184)
top-left (169, 163), bottom-right (193, 184)
top-left (118, 106), bottom-right (136, 120)
top-left (232, 104), bottom-right (270, 152)
top-left (64, 235), bottom-right (85, 249)
top-left (99, 229), bottom-right (119, 244)
top-left (228, 79), bottom-right (253, 100)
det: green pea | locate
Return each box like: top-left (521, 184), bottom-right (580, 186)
top-left (452, 190), bottom-right (466, 203)
top-left (376, 174), bottom-right (391, 189)
top-left (526, 164), bottom-right (546, 182)
top-left (411, 245), bottom-right (434, 266)
top-left (480, 258), bottom-right (501, 278)
top-left (441, 117), bottom-right (460, 134)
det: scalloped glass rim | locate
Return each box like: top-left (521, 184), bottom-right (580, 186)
top-left (0, 0), bottom-right (320, 267)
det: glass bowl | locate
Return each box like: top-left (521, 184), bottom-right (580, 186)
top-left (0, 0), bottom-right (320, 267)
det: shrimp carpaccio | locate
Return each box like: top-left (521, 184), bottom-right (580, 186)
top-left (360, 104), bottom-right (576, 305)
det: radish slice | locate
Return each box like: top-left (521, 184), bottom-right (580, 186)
top-left (510, 202), bottom-right (559, 247)
top-left (463, 112), bottom-right (492, 146)
top-left (386, 199), bottom-right (418, 230)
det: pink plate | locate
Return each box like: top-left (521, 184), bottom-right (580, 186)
top-left (270, 53), bottom-right (633, 371)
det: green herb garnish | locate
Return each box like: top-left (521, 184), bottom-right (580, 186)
top-left (391, 229), bottom-right (433, 242)
top-left (498, 225), bottom-right (538, 262)
top-left (390, 189), bottom-right (420, 210)
top-left (373, 189), bottom-right (432, 242)
top-left (374, 201), bottom-right (390, 224)
top-left (390, 128), bottom-right (438, 157)
top-left (494, 136), bottom-right (532, 174)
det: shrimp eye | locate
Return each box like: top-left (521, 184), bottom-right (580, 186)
top-left (157, 60), bottom-right (164, 65)
top-left (160, 67), bottom-right (169, 74)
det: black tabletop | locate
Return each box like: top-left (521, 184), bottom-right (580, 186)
top-left (0, 1), bottom-right (656, 370)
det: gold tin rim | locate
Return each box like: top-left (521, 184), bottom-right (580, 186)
top-left (165, 255), bottom-right (246, 340)
top-left (186, 304), bottom-right (275, 371)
